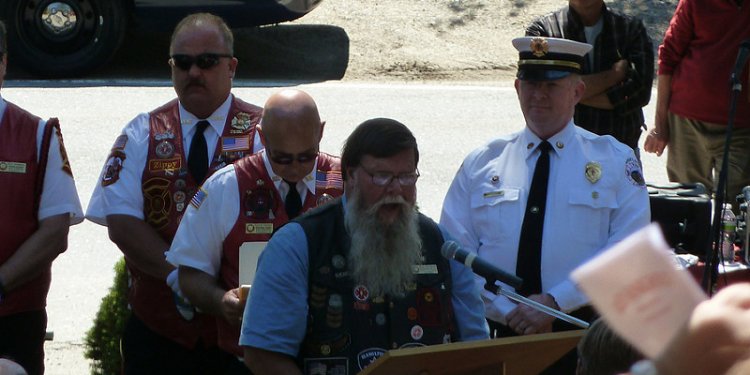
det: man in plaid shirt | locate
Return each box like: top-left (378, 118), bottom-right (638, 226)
top-left (526, 0), bottom-right (654, 156)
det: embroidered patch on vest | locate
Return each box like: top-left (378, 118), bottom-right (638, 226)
top-left (230, 112), bottom-right (254, 134)
top-left (303, 357), bottom-right (348, 375)
top-left (244, 188), bottom-right (275, 219)
top-left (143, 177), bottom-right (172, 229)
top-left (316, 170), bottom-right (343, 190)
top-left (357, 348), bottom-right (386, 371)
top-left (148, 157), bottom-right (181, 173)
top-left (222, 136), bottom-right (250, 152)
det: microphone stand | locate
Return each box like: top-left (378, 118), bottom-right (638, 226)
top-left (483, 278), bottom-right (590, 329)
top-left (701, 63), bottom-right (745, 295)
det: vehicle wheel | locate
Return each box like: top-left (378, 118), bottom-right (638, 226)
top-left (0, 0), bottom-right (127, 78)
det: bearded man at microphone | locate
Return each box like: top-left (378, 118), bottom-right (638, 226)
top-left (440, 37), bottom-right (650, 374)
top-left (239, 118), bottom-right (489, 375)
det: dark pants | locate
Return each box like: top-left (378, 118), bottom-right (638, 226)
top-left (0, 309), bottom-right (47, 375)
top-left (121, 314), bottom-right (251, 375)
top-left (488, 306), bottom-right (596, 375)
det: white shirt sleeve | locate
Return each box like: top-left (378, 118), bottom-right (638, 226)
top-left (440, 157), bottom-right (518, 324)
top-left (165, 164), bottom-right (240, 276)
top-left (37, 120), bottom-right (84, 224)
top-left (86, 114), bottom-right (150, 225)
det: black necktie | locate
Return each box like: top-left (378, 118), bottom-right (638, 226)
top-left (516, 141), bottom-right (552, 296)
top-left (284, 180), bottom-right (302, 219)
top-left (188, 120), bottom-right (210, 183)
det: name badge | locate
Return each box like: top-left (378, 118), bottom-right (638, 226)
top-left (0, 161), bottom-right (27, 174)
top-left (245, 223), bottom-right (273, 234)
top-left (413, 264), bottom-right (438, 275)
top-left (148, 157), bottom-right (181, 172)
top-left (483, 190), bottom-right (505, 198)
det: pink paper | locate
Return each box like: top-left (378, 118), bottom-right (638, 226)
top-left (571, 223), bottom-right (707, 358)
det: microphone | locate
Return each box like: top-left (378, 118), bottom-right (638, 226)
top-left (440, 240), bottom-right (523, 289)
top-left (730, 39), bottom-right (750, 88)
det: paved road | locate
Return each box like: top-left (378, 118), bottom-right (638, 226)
top-left (2, 81), bottom-right (668, 374)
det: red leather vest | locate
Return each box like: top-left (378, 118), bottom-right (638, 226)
top-left (0, 102), bottom-right (59, 316)
top-left (130, 97), bottom-right (261, 348)
top-left (217, 152), bottom-right (343, 356)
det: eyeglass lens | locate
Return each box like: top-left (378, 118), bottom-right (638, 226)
top-left (171, 53), bottom-right (231, 70)
top-left (268, 150), bottom-right (318, 165)
top-left (369, 171), bottom-right (419, 186)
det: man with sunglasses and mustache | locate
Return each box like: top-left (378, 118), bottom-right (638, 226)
top-left (166, 89), bottom-right (343, 371)
top-left (0, 21), bottom-right (83, 375)
top-left (239, 118), bottom-right (489, 375)
top-left (86, 13), bottom-right (262, 374)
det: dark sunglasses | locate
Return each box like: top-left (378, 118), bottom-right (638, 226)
top-left (267, 148), bottom-right (318, 165)
top-left (170, 53), bottom-right (232, 70)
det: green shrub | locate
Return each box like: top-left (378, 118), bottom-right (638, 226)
top-left (84, 257), bottom-right (129, 375)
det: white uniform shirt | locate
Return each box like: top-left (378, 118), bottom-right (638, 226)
top-left (86, 95), bottom-right (262, 225)
top-left (165, 150), bottom-right (321, 276)
top-left (0, 97), bottom-right (83, 223)
top-left (440, 122), bottom-right (650, 323)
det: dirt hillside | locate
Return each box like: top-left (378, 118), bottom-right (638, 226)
top-left (292, 0), bottom-right (678, 82)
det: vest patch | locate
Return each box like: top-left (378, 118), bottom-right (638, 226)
top-left (357, 348), bottom-right (386, 371)
top-left (222, 136), bottom-right (250, 152)
top-left (148, 157), bottom-right (181, 172)
top-left (303, 357), bottom-right (348, 375)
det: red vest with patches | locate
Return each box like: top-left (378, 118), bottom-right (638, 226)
top-left (131, 96), bottom-right (261, 348)
top-left (217, 152), bottom-right (343, 356)
top-left (0, 103), bottom-right (60, 316)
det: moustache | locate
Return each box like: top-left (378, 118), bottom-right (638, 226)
top-left (184, 80), bottom-right (206, 89)
top-left (366, 195), bottom-right (411, 215)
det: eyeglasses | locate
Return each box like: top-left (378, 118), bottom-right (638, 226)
top-left (360, 166), bottom-right (420, 187)
top-left (266, 147), bottom-right (318, 165)
top-left (170, 53), bottom-right (232, 70)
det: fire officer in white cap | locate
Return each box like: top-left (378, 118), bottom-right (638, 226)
top-left (440, 36), bottom-right (651, 373)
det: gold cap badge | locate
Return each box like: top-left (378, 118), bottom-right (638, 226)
top-left (530, 37), bottom-right (549, 57)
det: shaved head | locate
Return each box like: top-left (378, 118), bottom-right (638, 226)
top-left (261, 89), bottom-right (322, 142)
top-left (260, 89), bottom-right (324, 182)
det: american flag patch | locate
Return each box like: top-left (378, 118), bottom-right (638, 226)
top-left (190, 188), bottom-right (208, 209)
top-left (222, 136), bottom-right (250, 152)
top-left (316, 170), bottom-right (343, 190)
top-left (111, 134), bottom-right (128, 151)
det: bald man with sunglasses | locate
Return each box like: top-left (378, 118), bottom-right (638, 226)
top-left (166, 89), bottom-right (343, 368)
top-left (86, 13), bottom-right (263, 374)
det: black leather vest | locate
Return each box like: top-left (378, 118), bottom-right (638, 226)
top-left (296, 200), bottom-right (456, 374)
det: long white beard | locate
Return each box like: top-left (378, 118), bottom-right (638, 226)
top-left (344, 189), bottom-right (423, 297)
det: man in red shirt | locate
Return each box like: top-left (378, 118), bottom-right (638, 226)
top-left (645, 0), bottom-right (750, 209)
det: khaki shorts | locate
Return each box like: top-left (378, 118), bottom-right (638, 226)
top-left (666, 112), bottom-right (750, 207)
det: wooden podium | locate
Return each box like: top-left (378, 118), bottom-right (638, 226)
top-left (359, 330), bottom-right (585, 375)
